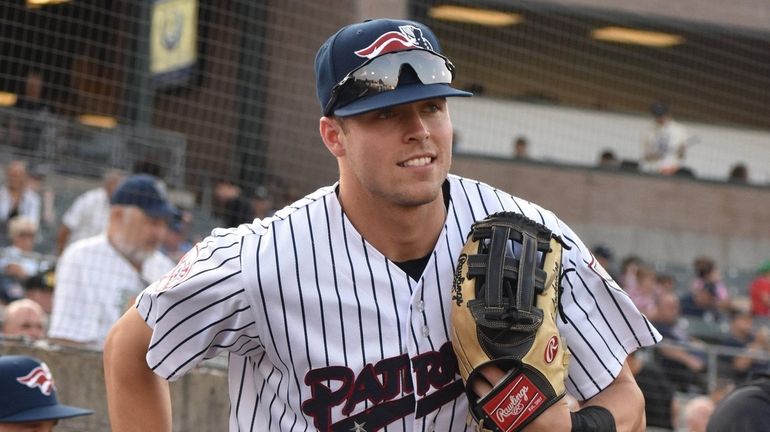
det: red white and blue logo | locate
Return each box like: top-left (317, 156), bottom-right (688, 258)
top-left (16, 363), bottom-right (56, 396)
top-left (354, 25), bottom-right (434, 59)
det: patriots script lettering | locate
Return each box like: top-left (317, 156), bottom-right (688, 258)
top-left (302, 342), bottom-right (462, 431)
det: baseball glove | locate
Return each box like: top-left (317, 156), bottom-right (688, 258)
top-left (451, 212), bottom-right (570, 432)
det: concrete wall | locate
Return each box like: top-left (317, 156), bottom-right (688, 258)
top-left (532, 0), bottom-right (770, 32)
top-left (452, 155), bottom-right (770, 272)
top-left (0, 341), bottom-right (229, 432)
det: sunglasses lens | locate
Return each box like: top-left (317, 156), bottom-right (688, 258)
top-left (326, 50), bottom-right (454, 115)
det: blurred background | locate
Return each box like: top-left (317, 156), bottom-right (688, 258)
top-left (0, 0), bottom-right (769, 431)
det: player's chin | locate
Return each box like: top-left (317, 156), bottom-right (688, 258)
top-left (393, 184), bottom-right (444, 207)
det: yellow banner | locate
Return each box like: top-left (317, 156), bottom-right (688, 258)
top-left (150, 0), bottom-right (198, 75)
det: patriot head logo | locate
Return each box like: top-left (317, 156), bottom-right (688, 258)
top-left (354, 25), bottom-right (434, 59)
top-left (16, 362), bottom-right (56, 396)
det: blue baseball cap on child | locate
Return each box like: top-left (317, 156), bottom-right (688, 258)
top-left (315, 18), bottom-right (471, 117)
top-left (0, 355), bottom-right (92, 423)
top-left (111, 174), bottom-right (177, 222)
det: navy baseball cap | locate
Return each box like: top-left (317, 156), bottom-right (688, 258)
top-left (111, 174), bottom-right (177, 221)
top-left (0, 356), bottom-right (92, 423)
top-left (315, 18), bottom-right (471, 117)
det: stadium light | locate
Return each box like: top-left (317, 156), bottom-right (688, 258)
top-left (429, 5), bottom-right (522, 27)
top-left (26, 0), bottom-right (71, 7)
top-left (77, 114), bottom-right (118, 129)
top-left (591, 26), bottom-right (684, 47)
top-left (0, 92), bottom-right (17, 107)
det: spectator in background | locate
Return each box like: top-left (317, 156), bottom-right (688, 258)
top-left (24, 268), bottom-right (55, 315)
top-left (511, 135), bottom-right (530, 160)
top-left (8, 70), bottom-right (53, 154)
top-left (727, 163), bottom-right (749, 184)
top-left (618, 254), bottom-right (644, 292)
top-left (591, 244), bottom-right (619, 283)
top-left (55, 168), bottom-right (126, 255)
top-left (0, 160), bottom-right (41, 245)
top-left (719, 309), bottom-right (770, 384)
top-left (0, 216), bottom-right (52, 304)
top-left (685, 256), bottom-right (731, 315)
top-left (651, 292), bottom-right (708, 392)
top-left (47, 175), bottom-right (176, 348)
top-left (1, 298), bottom-right (46, 340)
top-left (683, 396), bottom-right (715, 432)
top-left (680, 281), bottom-right (722, 322)
top-left (251, 185), bottom-right (275, 219)
top-left (133, 159), bottom-right (164, 179)
top-left (0, 355), bottom-right (92, 430)
top-left (27, 164), bottom-right (56, 241)
top-left (750, 260), bottom-right (770, 317)
top-left (656, 273), bottom-right (677, 295)
top-left (627, 349), bottom-right (677, 431)
top-left (642, 101), bottom-right (693, 176)
top-left (597, 149), bottom-right (620, 169)
top-left (213, 179), bottom-right (254, 228)
top-left (626, 263), bottom-right (661, 320)
top-left (12, 71), bottom-right (48, 113)
top-left (706, 371), bottom-right (770, 432)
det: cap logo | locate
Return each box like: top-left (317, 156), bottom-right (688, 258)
top-left (354, 25), bottom-right (433, 59)
top-left (17, 363), bottom-right (56, 396)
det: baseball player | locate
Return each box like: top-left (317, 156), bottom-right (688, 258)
top-left (0, 355), bottom-right (92, 431)
top-left (104, 18), bottom-right (660, 431)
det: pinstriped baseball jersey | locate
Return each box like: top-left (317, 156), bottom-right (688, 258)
top-left (136, 174), bottom-right (660, 431)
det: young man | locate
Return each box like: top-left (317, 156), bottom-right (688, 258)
top-left (104, 18), bottom-right (660, 431)
top-left (0, 355), bottom-right (92, 431)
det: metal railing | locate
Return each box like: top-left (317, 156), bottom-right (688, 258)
top-left (652, 338), bottom-right (770, 392)
top-left (0, 107), bottom-right (187, 188)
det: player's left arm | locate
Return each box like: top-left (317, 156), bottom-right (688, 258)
top-left (575, 361), bottom-right (645, 431)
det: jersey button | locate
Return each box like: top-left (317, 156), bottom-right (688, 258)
top-left (421, 325), bottom-right (430, 337)
top-left (415, 300), bottom-right (425, 313)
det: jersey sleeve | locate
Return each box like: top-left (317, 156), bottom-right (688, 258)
top-left (136, 229), bottom-right (261, 381)
top-left (550, 215), bottom-right (662, 400)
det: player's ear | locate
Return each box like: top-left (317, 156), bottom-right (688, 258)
top-left (319, 116), bottom-right (346, 157)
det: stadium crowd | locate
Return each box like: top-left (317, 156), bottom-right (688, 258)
top-left (594, 244), bottom-right (770, 430)
top-left (0, 158), bottom-right (281, 348)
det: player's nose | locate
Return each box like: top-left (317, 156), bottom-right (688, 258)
top-left (402, 110), bottom-right (430, 144)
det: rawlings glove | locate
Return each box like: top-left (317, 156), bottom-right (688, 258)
top-left (451, 212), bottom-right (570, 432)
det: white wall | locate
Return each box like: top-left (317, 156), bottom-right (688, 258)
top-left (450, 97), bottom-right (770, 183)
